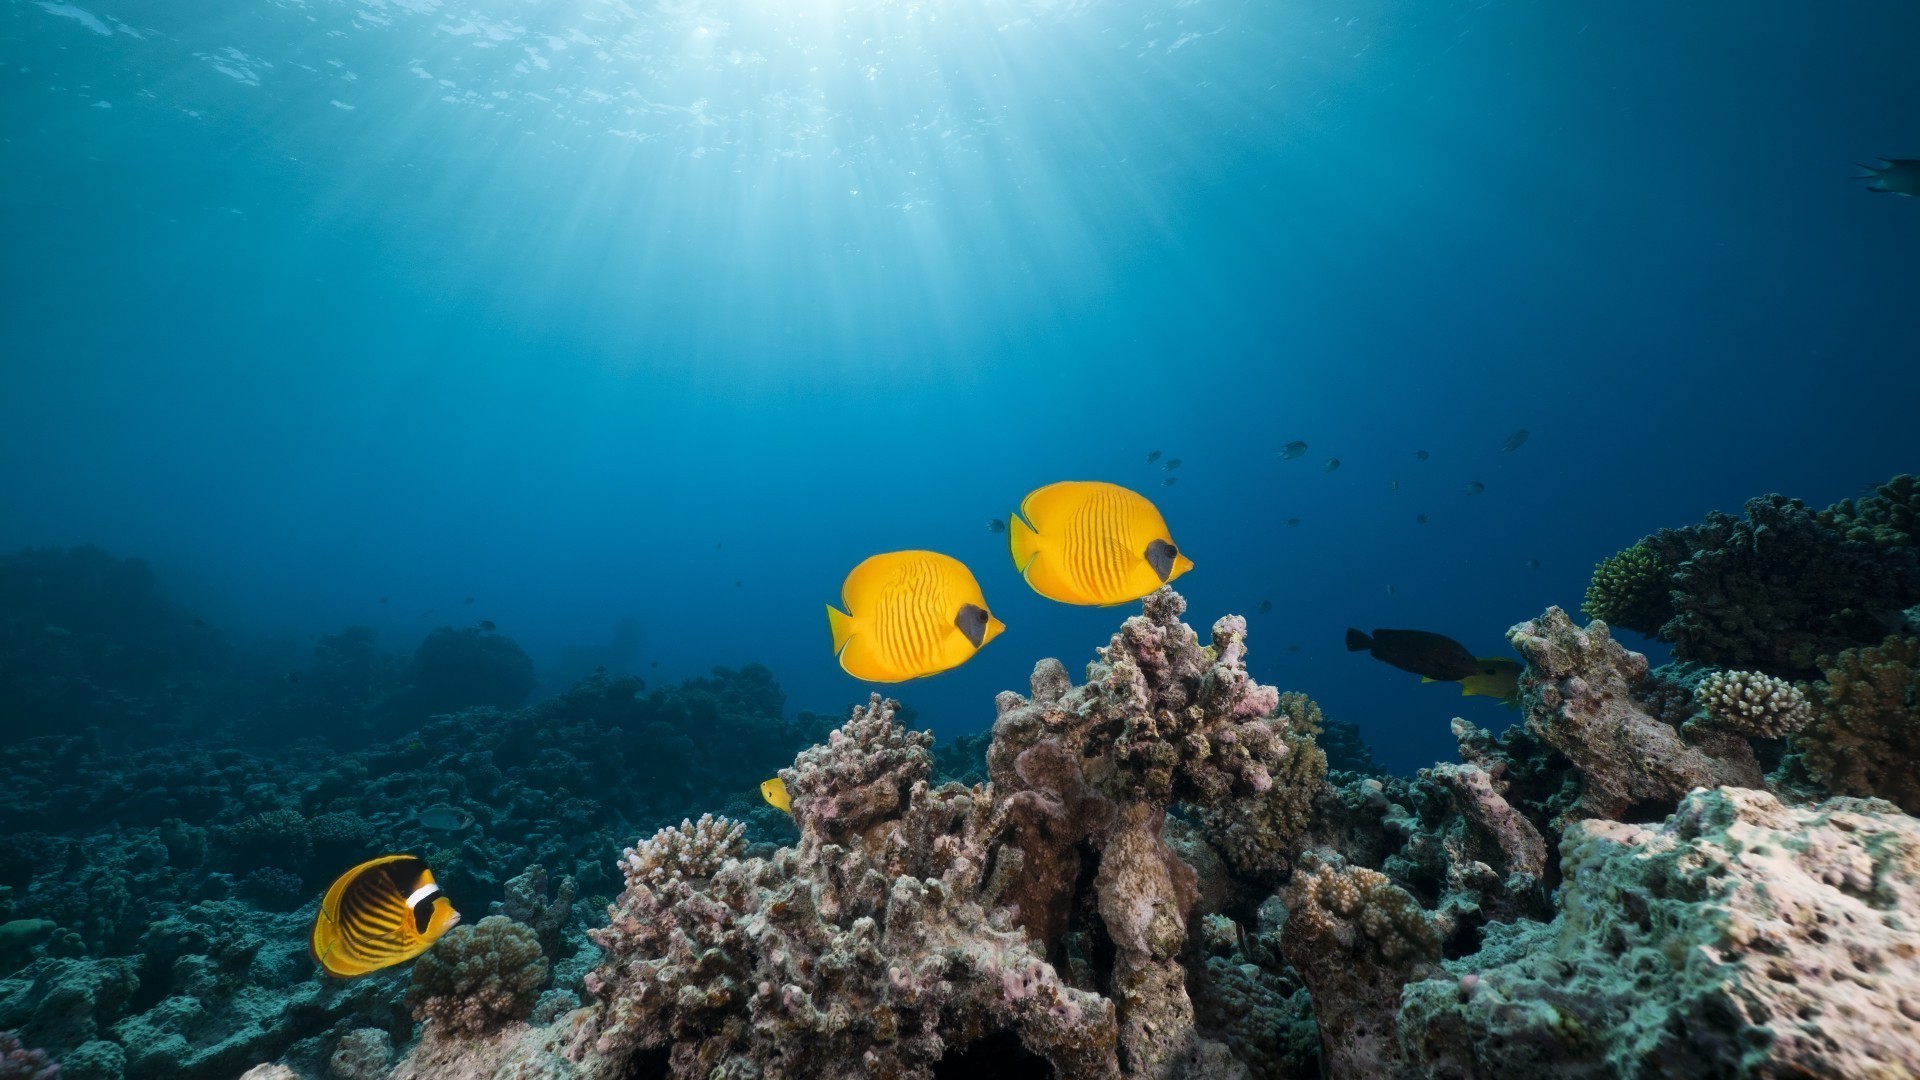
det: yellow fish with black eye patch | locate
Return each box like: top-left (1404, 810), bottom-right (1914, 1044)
top-left (760, 776), bottom-right (791, 813)
top-left (1009, 481), bottom-right (1192, 606)
top-left (827, 551), bottom-right (1005, 682)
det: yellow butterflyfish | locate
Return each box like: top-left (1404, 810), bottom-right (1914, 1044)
top-left (826, 550), bottom-right (1005, 682)
top-left (760, 776), bottom-right (792, 813)
top-left (1009, 481), bottom-right (1193, 606)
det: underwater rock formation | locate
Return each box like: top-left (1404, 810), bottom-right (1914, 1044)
top-left (1395, 786), bottom-right (1920, 1079)
top-left (1507, 606), bottom-right (1762, 825)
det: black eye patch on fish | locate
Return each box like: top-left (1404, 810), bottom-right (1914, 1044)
top-left (955, 604), bottom-right (992, 648)
top-left (1146, 539), bottom-right (1180, 583)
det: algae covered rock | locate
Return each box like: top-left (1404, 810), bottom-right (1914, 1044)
top-left (1396, 786), bottom-right (1920, 1079)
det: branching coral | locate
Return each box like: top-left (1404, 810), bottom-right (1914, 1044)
top-left (407, 916), bottom-right (550, 1035)
top-left (1640, 494), bottom-right (1920, 676)
top-left (500, 864), bottom-right (576, 959)
top-left (1580, 543), bottom-right (1672, 636)
top-left (1794, 636), bottom-right (1920, 812)
top-left (1816, 473), bottom-right (1919, 550)
top-left (1693, 669), bottom-right (1812, 738)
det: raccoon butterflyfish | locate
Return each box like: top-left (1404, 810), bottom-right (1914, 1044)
top-left (761, 776), bottom-right (791, 813)
top-left (1008, 481), bottom-right (1192, 606)
top-left (1345, 627), bottom-right (1482, 683)
top-left (310, 855), bottom-right (460, 978)
top-left (827, 551), bottom-right (1005, 682)
top-left (1422, 656), bottom-right (1523, 705)
top-left (1859, 158), bottom-right (1920, 196)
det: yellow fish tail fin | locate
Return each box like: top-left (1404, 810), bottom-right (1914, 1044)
top-left (826, 605), bottom-right (856, 657)
top-left (1008, 512), bottom-right (1042, 576)
top-left (1460, 682), bottom-right (1474, 696)
top-left (1420, 676), bottom-right (1437, 684)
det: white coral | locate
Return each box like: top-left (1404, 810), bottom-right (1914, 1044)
top-left (1694, 669), bottom-right (1812, 737)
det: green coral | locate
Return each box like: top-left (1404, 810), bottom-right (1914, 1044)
top-left (1581, 542), bottom-right (1673, 635)
top-left (1793, 636), bottom-right (1920, 812)
top-left (1816, 474), bottom-right (1920, 550)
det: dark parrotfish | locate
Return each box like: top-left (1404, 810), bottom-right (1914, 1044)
top-left (1346, 627), bottom-right (1482, 682)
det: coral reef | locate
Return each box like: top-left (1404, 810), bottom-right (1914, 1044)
top-left (1794, 635), bottom-right (1920, 812)
top-left (1195, 692), bottom-right (1329, 882)
top-left (1692, 668), bottom-right (1812, 737)
top-left (1507, 606), bottom-right (1761, 824)
top-left (1605, 490), bottom-right (1920, 676)
top-left (569, 717), bottom-right (1120, 1080)
top-left (399, 627), bottom-right (538, 716)
top-left (1395, 787), bottom-right (1920, 1078)
top-left (407, 916), bottom-right (550, 1035)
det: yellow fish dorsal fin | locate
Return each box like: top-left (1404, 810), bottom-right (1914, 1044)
top-left (826, 604), bottom-right (856, 657)
top-left (1008, 512), bottom-right (1043, 577)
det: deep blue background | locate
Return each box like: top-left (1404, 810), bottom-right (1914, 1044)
top-left (4, 0), bottom-right (1916, 772)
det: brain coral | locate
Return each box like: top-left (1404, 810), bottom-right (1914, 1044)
top-left (1794, 635), bottom-right (1920, 813)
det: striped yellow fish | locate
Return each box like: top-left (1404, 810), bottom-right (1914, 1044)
top-left (1009, 481), bottom-right (1193, 605)
top-left (827, 551), bottom-right (1005, 682)
top-left (309, 854), bottom-right (460, 978)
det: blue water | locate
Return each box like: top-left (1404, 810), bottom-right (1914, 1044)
top-left (4, 0), bottom-right (1916, 773)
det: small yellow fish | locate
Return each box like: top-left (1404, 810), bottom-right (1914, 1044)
top-left (1009, 481), bottom-right (1192, 606)
top-left (760, 777), bottom-right (791, 813)
top-left (827, 551), bottom-right (1004, 682)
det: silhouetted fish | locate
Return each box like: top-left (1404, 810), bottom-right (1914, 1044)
top-left (1257, 599), bottom-right (1272, 614)
top-left (1415, 450), bottom-right (1429, 462)
top-left (1416, 514), bottom-right (1428, 524)
top-left (1859, 158), bottom-right (1920, 195)
top-left (1164, 458), bottom-right (1182, 470)
top-left (1464, 481), bottom-right (1485, 494)
top-left (987, 518), bottom-right (1007, 534)
top-left (1346, 628), bottom-right (1480, 682)
top-left (1286, 518), bottom-right (1301, 528)
top-left (1277, 441), bottom-right (1308, 460)
top-left (1163, 477), bottom-right (1178, 486)
top-left (1146, 450), bottom-right (1162, 464)
top-left (477, 620), bottom-right (496, 631)
top-left (1501, 430), bottom-right (1529, 453)
top-left (1324, 458), bottom-right (1340, 473)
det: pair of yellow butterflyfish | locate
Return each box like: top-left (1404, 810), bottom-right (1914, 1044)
top-left (825, 480), bottom-right (1193, 685)
top-left (762, 481), bottom-right (1195, 817)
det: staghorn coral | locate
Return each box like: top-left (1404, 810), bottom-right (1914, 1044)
top-left (1794, 635), bottom-right (1920, 812)
top-left (1816, 473), bottom-right (1920, 549)
top-left (1692, 668), bottom-right (1812, 738)
top-left (1640, 494), bottom-right (1920, 677)
top-left (1508, 607), bottom-right (1761, 825)
top-left (1395, 787), bottom-right (1920, 1079)
top-left (1579, 543), bottom-right (1672, 636)
top-left (567, 700), bottom-right (1119, 1080)
top-left (1279, 852), bottom-right (1439, 1078)
top-left (407, 915), bottom-right (550, 1036)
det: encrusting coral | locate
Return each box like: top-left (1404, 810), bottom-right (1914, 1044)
top-left (1794, 635), bottom-right (1920, 813)
top-left (1279, 852), bottom-right (1438, 1078)
top-left (1196, 691), bottom-right (1329, 882)
top-left (1692, 668), bottom-right (1812, 738)
top-left (406, 915), bottom-right (550, 1035)
top-left (1395, 787), bottom-right (1920, 1079)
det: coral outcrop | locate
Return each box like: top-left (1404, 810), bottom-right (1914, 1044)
top-left (1395, 787), bottom-right (1920, 1079)
top-left (1507, 607), bottom-right (1761, 824)
top-left (407, 916), bottom-right (549, 1035)
top-left (1579, 543), bottom-right (1671, 636)
top-left (1794, 635), bottom-right (1920, 813)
